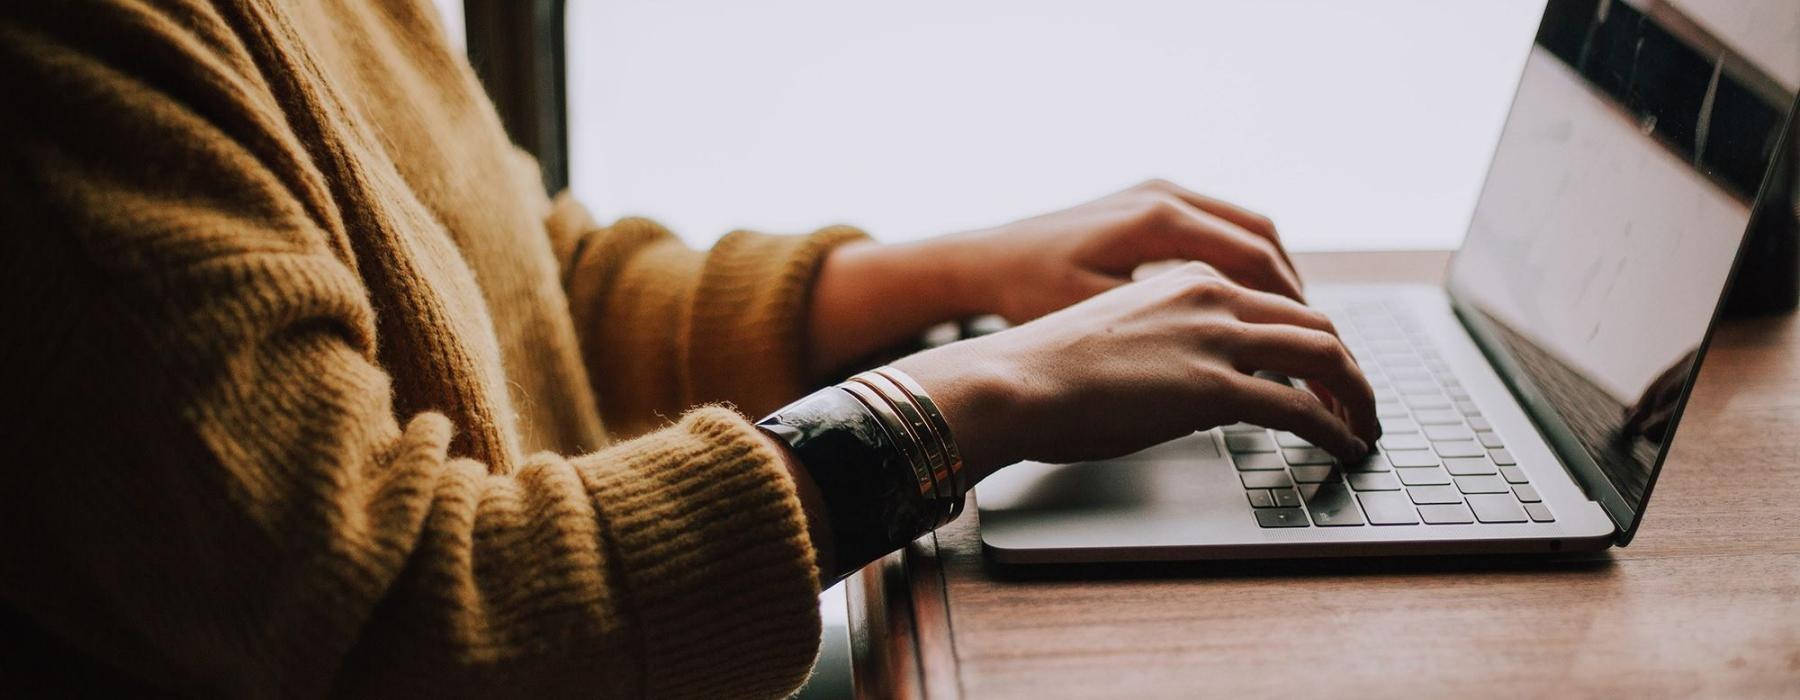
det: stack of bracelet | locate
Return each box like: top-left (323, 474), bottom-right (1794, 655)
top-left (755, 366), bottom-right (966, 582)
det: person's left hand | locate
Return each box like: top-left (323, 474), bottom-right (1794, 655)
top-left (940, 179), bottom-right (1304, 324)
top-left (808, 179), bottom-right (1306, 378)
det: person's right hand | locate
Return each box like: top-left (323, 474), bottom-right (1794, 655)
top-left (891, 262), bottom-right (1380, 484)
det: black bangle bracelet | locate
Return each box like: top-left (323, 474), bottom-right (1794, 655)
top-left (757, 387), bottom-right (948, 582)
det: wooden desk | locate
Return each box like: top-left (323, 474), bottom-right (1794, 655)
top-left (846, 251), bottom-right (1800, 699)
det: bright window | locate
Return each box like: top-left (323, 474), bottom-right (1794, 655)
top-left (566, 0), bottom-right (1547, 251)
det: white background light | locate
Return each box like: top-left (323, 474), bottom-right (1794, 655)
top-left (566, 0), bottom-right (1547, 251)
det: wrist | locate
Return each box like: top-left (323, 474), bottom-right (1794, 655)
top-left (758, 384), bottom-right (959, 582)
top-left (891, 337), bottom-right (1027, 482)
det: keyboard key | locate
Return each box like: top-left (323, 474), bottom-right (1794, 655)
top-left (1415, 409), bottom-right (1463, 425)
top-left (1291, 465), bottom-right (1343, 483)
top-left (1380, 358), bottom-right (1423, 372)
top-left (1348, 472), bottom-right (1401, 491)
top-left (1379, 434), bottom-right (1431, 451)
top-left (1419, 503), bottom-right (1476, 524)
top-left (1387, 366), bottom-right (1431, 380)
top-left (1434, 441), bottom-right (1486, 458)
top-left (1358, 492), bottom-right (1421, 525)
top-left (1467, 494), bottom-right (1527, 523)
top-left (1444, 457), bottom-right (1497, 476)
top-left (1500, 466), bottom-right (1529, 484)
top-left (1376, 403), bottom-right (1411, 418)
top-left (1445, 385), bottom-right (1470, 399)
top-left (1468, 416), bottom-right (1493, 431)
top-left (1255, 508), bottom-right (1311, 528)
top-left (1274, 431), bottom-right (1313, 448)
top-left (1396, 379), bottom-right (1439, 395)
top-left (1489, 448), bottom-right (1517, 465)
top-left (1404, 394), bottom-right (1452, 410)
top-left (1240, 471), bottom-right (1295, 489)
top-left (1455, 400), bottom-right (1482, 416)
top-left (1300, 483), bottom-right (1365, 526)
top-left (1271, 488), bottom-right (1302, 508)
top-left (1386, 450), bottom-right (1442, 468)
top-left (1282, 447), bottom-right (1336, 465)
top-left (1399, 468), bottom-right (1452, 486)
top-left (1424, 424), bottom-right (1473, 441)
top-left (1233, 452), bottom-right (1287, 471)
top-left (1513, 484), bottom-right (1542, 503)
top-left (1476, 431), bottom-right (1505, 449)
top-left (1408, 485), bottom-right (1464, 504)
top-left (1380, 417), bottom-right (1420, 434)
top-left (1455, 475), bottom-right (1511, 494)
top-left (1247, 489), bottom-right (1276, 508)
top-left (1524, 502), bottom-right (1555, 522)
top-left (1347, 453), bottom-right (1392, 472)
top-left (1221, 423), bottom-right (1264, 433)
top-left (1226, 433), bottom-right (1276, 453)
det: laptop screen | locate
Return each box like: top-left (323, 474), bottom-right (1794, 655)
top-left (1445, 0), bottom-right (1796, 540)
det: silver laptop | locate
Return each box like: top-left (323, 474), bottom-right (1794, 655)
top-left (978, 0), bottom-right (1799, 563)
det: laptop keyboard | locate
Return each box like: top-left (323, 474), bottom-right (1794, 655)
top-left (1228, 300), bottom-right (1555, 528)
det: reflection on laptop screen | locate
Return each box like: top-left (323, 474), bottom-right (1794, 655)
top-left (1446, 0), bottom-right (1795, 531)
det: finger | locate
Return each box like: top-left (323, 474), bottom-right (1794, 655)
top-left (1074, 268), bottom-right (1128, 297)
top-left (1196, 284), bottom-right (1365, 426)
top-left (1146, 202), bottom-right (1306, 303)
top-left (1144, 179), bottom-right (1298, 280)
top-left (1215, 284), bottom-right (1342, 339)
top-left (1305, 379), bottom-right (1346, 426)
top-left (1132, 258), bottom-right (1212, 282)
top-left (1219, 372), bottom-right (1368, 461)
top-left (1224, 324), bottom-right (1380, 443)
top-left (1222, 291), bottom-right (1365, 425)
top-left (1185, 280), bottom-right (1363, 398)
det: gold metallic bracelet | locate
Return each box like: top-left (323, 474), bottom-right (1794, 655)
top-left (872, 366), bottom-right (966, 503)
top-left (837, 380), bottom-right (937, 499)
top-left (850, 372), bottom-right (949, 498)
top-left (851, 371), bottom-right (955, 526)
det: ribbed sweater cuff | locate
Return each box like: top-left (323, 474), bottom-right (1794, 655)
top-left (688, 226), bottom-right (870, 416)
top-left (577, 406), bottom-right (823, 698)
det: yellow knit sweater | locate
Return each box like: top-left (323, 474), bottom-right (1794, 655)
top-left (0, 1), bottom-right (865, 696)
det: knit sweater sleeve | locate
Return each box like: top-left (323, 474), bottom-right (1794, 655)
top-left (547, 195), bottom-right (870, 437)
top-left (0, 4), bottom-right (819, 698)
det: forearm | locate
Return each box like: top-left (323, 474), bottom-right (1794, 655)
top-left (807, 238), bottom-right (987, 378)
top-left (562, 216), bottom-right (870, 430)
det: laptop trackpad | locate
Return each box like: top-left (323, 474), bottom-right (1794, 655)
top-left (976, 434), bottom-right (1222, 513)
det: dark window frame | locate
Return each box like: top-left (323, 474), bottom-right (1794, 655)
top-left (464, 0), bottom-right (569, 193)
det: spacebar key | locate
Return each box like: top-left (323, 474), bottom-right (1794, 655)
top-left (1301, 483), bottom-right (1366, 526)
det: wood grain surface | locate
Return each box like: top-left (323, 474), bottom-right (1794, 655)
top-left (846, 251), bottom-right (1800, 699)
